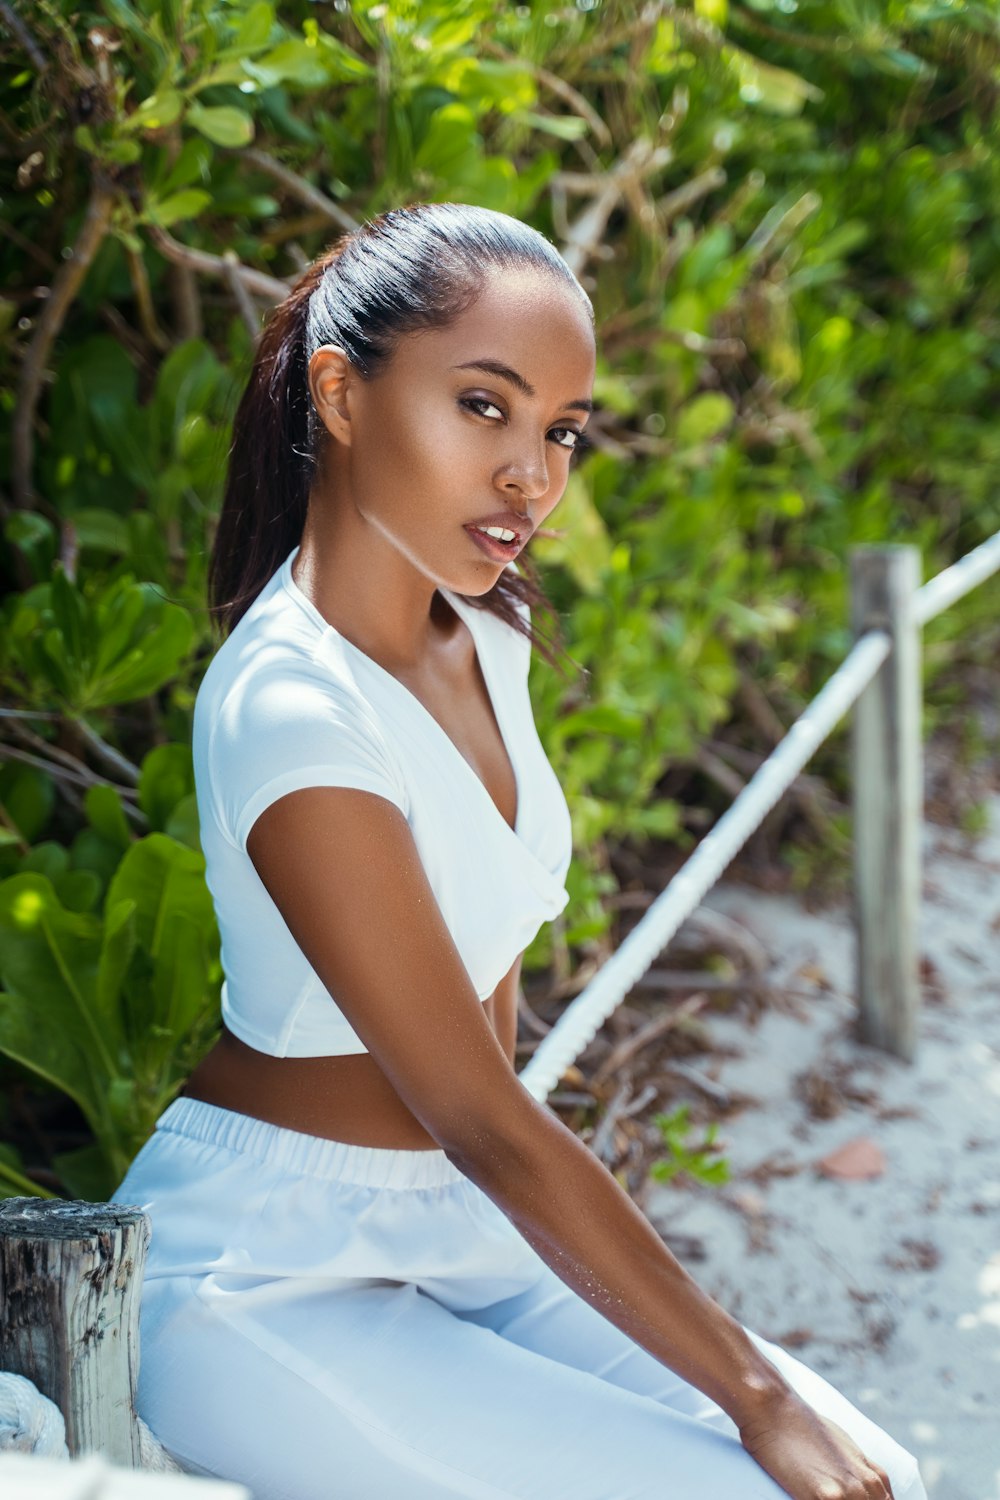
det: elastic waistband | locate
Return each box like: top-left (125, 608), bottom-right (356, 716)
top-left (156, 1097), bottom-right (469, 1190)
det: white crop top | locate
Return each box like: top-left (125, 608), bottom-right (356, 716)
top-left (192, 544), bottom-right (573, 1057)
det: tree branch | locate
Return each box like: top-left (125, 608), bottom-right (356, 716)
top-left (0, 742), bottom-right (147, 828)
top-left (559, 138), bottom-right (673, 276)
top-left (70, 715), bottom-right (141, 784)
top-left (0, 0), bottom-right (49, 74)
top-left (144, 223), bottom-right (290, 301)
top-left (221, 249), bottom-right (263, 337)
top-left (11, 174), bottom-right (117, 509)
top-left (481, 40), bottom-right (612, 148)
top-left (239, 147), bottom-right (359, 233)
top-left (125, 240), bottom-right (170, 351)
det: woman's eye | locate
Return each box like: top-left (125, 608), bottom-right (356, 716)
top-left (462, 397), bottom-right (505, 421)
top-left (461, 399), bottom-right (590, 456)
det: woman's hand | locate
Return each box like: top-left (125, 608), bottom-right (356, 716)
top-left (738, 1389), bottom-right (896, 1499)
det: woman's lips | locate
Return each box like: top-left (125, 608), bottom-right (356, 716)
top-left (464, 525), bottom-right (523, 561)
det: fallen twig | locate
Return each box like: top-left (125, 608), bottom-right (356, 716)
top-left (591, 1077), bottom-right (636, 1161)
top-left (656, 1061), bottom-right (732, 1109)
top-left (591, 994), bottom-right (712, 1087)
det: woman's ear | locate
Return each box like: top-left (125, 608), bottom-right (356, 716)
top-left (308, 345), bottom-right (355, 446)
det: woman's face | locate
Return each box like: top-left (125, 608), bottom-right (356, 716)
top-left (309, 265), bottom-right (596, 595)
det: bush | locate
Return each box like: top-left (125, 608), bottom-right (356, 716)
top-left (1, 0), bottom-right (997, 1192)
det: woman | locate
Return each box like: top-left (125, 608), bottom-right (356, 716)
top-left (112, 203), bottom-right (926, 1500)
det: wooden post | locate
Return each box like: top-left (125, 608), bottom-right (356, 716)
top-left (0, 1200), bottom-right (151, 1467)
top-left (849, 545), bottom-right (922, 1061)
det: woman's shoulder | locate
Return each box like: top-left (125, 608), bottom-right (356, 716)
top-left (194, 580), bottom-right (379, 757)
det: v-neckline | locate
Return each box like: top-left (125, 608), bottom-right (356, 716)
top-left (282, 550), bottom-right (523, 841)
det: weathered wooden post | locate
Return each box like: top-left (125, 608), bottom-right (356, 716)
top-left (0, 1200), bottom-right (150, 1467)
top-left (849, 544), bottom-right (922, 1062)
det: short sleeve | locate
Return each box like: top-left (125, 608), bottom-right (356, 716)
top-left (208, 663), bottom-right (409, 853)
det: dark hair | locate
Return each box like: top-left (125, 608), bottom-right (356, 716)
top-left (208, 202), bottom-right (593, 674)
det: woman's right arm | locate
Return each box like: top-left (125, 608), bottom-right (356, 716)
top-left (247, 786), bottom-right (896, 1500)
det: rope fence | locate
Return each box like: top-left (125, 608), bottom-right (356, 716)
top-left (520, 531), bottom-right (1000, 1103)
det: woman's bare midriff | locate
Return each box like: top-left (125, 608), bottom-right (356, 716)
top-left (180, 1023), bottom-right (456, 1149)
top-left (179, 969), bottom-right (513, 1150)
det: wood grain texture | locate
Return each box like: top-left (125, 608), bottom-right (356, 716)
top-left (849, 544), bottom-right (922, 1062)
top-left (0, 1200), bottom-right (150, 1467)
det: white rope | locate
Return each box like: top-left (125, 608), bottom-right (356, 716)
top-left (0, 1372), bottom-right (184, 1473)
top-left (137, 1419), bottom-right (186, 1474)
top-left (519, 630), bottom-right (892, 1102)
top-left (914, 527), bottom-right (1000, 626)
top-left (0, 1372), bottom-right (68, 1457)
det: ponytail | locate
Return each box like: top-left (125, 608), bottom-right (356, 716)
top-left (207, 244), bottom-right (343, 637)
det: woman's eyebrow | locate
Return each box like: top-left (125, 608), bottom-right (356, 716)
top-left (453, 358), bottom-right (593, 414)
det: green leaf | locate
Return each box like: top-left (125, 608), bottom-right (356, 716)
top-left (0, 1143), bottom-right (55, 1200)
top-left (530, 471), bottom-right (613, 594)
top-left (420, 14), bottom-right (482, 52)
top-left (724, 44), bottom-right (823, 115)
top-left (442, 57), bottom-right (536, 112)
top-left (21, 843), bottom-right (69, 882)
top-left (153, 338), bottom-right (228, 436)
top-left (0, 765), bottom-right (55, 844)
top-left (235, 1), bottom-right (275, 51)
top-left (68, 508), bottom-right (131, 554)
top-left (105, 835), bottom-right (215, 972)
top-left (55, 869), bottom-right (103, 914)
top-left (74, 124), bottom-right (98, 155)
top-left (96, 897), bottom-right (138, 1027)
top-left (5, 574), bottom-right (194, 712)
top-left (123, 89), bottom-right (184, 133)
top-left (139, 744), bottom-right (195, 832)
top-left (0, 874), bottom-right (120, 1129)
top-left (515, 111), bottom-right (589, 141)
top-left (676, 393), bottom-right (735, 447)
top-left (89, 581), bottom-right (195, 707)
top-left (105, 139), bottom-right (142, 166)
top-left (186, 103), bottom-right (254, 148)
top-left (165, 793), bottom-right (201, 853)
top-left (153, 908), bottom-right (211, 1039)
top-left (103, 834), bottom-right (220, 1071)
top-left (631, 800), bottom-right (684, 840)
top-left (250, 36), bottom-right (346, 89)
top-left (85, 784), bottom-right (133, 851)
top-left (4, 511), bottom-right (57, 577)
top-left (154, 136), bottom-right (213, 197)
top-left (315, 33), bottom-right (373, 81)
top-left (145, 189), bottom-right (213, 226)
top-left (50, 565), bottom-right (88, 667)
top-left (415, 104), bottom-right (479, 177)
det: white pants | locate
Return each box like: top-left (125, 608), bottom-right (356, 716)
top-left (111, 1097), bottom-right (926, 1500)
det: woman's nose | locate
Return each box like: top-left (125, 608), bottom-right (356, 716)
top-left (496, 442), bottom-right (550, 502)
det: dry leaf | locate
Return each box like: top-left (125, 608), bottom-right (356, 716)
top-left (816, 1135), bottom-right (886, 1180)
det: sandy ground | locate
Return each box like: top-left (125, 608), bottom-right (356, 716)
top-left (645, 793), bottom-right (1000, 1500)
